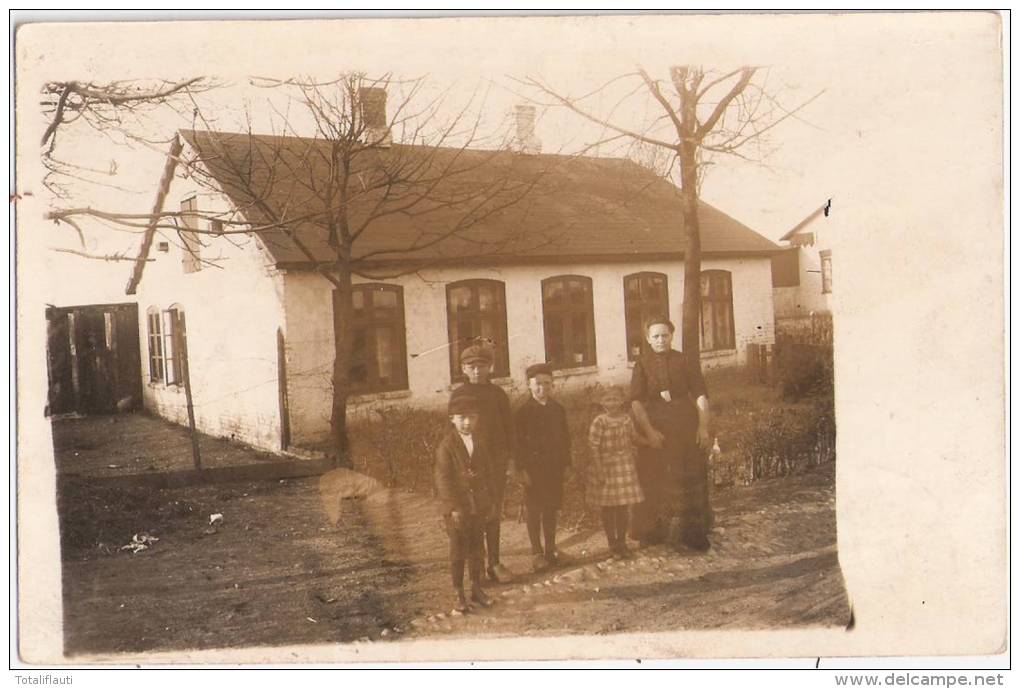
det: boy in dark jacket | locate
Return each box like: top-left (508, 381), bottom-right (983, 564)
top-left (434, 393), bottom-right (495, 613)
top-left (451, 343), bottom-right (516, 584)
top-left (514, 362), bottom-right (572, 572)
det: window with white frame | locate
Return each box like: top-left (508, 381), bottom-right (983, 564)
top-left (446, 279), bottom-right (510, 381)
top-left (541, 275), bottom-right (596, 369)
top-left (700, 270), bottom-right (735, 352)
top-left (147, 305), bottom-right (187, 385)
top-left (624, 272), bottom-right (669, 360)
top-left (146, 307), bottom-right (165, 382)
top-left (820, 250), bottom-right (833, 294)
top-left (342, 284), bottom-right (409, 394)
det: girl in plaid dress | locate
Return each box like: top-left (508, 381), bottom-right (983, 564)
top-left (588, 386), bottom-right (646, 559)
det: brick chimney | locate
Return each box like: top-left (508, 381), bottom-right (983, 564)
top-left (513, 104), bottom-right (541, 154)
top-left (359, 86), bottom-right (391, 147)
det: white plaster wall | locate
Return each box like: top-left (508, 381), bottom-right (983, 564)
top-left (135, 181), bottom-right (287, 452)
top-left (283, 257), bottom-right (776, 446)
top-left (774, 213), bottom-right (834, 318)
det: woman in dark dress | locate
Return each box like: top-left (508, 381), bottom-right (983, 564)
top-left (629, 316), bottom-right (713, 551)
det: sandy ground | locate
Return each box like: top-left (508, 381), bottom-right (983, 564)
top-left (53, 412), bottom-right (299, 477)
top-left (55, 413), bottom-right (849, 657)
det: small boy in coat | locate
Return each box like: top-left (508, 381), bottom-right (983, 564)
top-left (434, 393), bottom-right (495, 613)
top-left (452, 342), bottom-right (516, 584)
top-left (514, 362), bottom-right (572, 572)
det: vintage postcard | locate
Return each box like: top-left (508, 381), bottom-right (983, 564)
top-left (13, 12), bottom-right (1006, 665)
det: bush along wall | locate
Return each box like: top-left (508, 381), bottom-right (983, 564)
top-left (348, 367), bottom-right (835, 528)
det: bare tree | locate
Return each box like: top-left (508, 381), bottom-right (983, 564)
top-left (48, 73), bottom-right (554, 467)
top-left (40, 78), bottom-right (215, 200)
top-left (524, 66), bottom-right (823, 362)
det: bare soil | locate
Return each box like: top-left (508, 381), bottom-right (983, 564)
top-left (56, 413), bottom-right (849, 657)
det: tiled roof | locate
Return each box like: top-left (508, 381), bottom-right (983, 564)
top-left (178, 129), bottom-right (780, 268)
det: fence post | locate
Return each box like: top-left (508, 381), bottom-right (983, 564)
top-left (277, 328), bottom-right (291, 451)
top-left (175, 312), bottom-right (202, 473)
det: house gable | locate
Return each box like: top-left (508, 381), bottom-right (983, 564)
top-left (126, 134), bottom-right (289, 296)
top-left (132, 140), bottom-right (291, 452)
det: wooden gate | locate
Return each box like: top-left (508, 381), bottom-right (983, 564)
top-left (45, 303), bottom-right (142, 415)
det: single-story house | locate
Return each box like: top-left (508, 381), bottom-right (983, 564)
top-left (771, 201), bottom-right (834, 321)
top-left (127, 121), bottom-right (781, 454)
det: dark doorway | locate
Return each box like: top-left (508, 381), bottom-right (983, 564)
top-left (46, 303), bottom-right (143, 416)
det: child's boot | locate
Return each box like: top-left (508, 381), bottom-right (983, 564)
top-left (469, 559), bottom-right (493, 608)
top-left (470, 585), bottom-right (493, 608)
top-left (532, 552), bottom-right (549, 572)
top-left (547, 548), bottom-right (569, 567)
top-left (452, 587), bottom-right (469, 614)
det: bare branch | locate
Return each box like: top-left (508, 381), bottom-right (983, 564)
top-left (523, 75), bottom-right (679, 152)
top-left (637, 68), bottom-right (685, 141)
top-left (696, 68), bottom-right (745, 99)
top-left (694, 66), bottom-right (757, 140)
top-left (40, 83), bottom-right (72, 148)
top-left (51, 247), bottom-right (149, 263)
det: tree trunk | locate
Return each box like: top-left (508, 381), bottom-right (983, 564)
top-left (330, 264), bottom-right (354, 468)
top-left (679, 133), bottom-right (703, 368)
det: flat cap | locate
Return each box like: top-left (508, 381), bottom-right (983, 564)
top-left (525, 362), bottom-right (554, 380)
top-left (460, 343), bottom-right (494, 365)
top-left (448, 389), bottom-right (482, 415)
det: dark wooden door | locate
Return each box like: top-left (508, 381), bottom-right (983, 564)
top-left (75, 309), bottom-right (114, 414)
top-left (45, 309), bottom-right (75, 415)
top-left (45, 303), bottom-right (142, 415)
top-left (111, 304), bottom-right (142, 409)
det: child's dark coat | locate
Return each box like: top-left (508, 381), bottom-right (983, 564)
top-left (434, 429), bottom-right (494, 520)
top-left (514, 397), bottom-right (572, 509)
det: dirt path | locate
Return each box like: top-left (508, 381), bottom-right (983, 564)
top-left (61, 479), bottom-right (419, 654)
top-left (56, 414), bottom-right (848, 656)
top-left (358, 462), bottom-right (848, 638)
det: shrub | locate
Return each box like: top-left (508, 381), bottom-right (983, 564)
top-left (703, 358), bottom-right (835, 486)
top-left (714, 392), bottom-right (835, 484)
top-left (347, 368), bottom-right (836, 527)
top-left (774, 313), bottom-right (835, 401)
top-left (349, 406), bottom-right (449, 493)
top-left (348, 382), bottom-right (611, 527)
top-left (775, 343), bottom-right (834, 400)
top-left (776, 313), bottom-right (833, 346)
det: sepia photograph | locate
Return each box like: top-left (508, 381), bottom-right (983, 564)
top-left (13, 11), bottom-right (1006, 666)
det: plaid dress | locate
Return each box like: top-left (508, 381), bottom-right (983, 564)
top-left (587, 413), bottom-right (644, 507)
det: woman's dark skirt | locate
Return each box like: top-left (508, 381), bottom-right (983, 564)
top-left (630, 401), bottom-right (712, 549)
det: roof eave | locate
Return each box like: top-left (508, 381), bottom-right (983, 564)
top-left (779, 204), bottom-right (827, 241)
top-left (275, 248), bottom-right (781, 273)
top-left (125, 135), bottom-right (184, 295)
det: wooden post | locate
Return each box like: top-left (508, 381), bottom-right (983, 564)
top-left (68, 312), bottom-right (81, 411)
top-left (175, 311), bottom-right (202, 472)
top-left (277, 327), bottom-right (291, 451)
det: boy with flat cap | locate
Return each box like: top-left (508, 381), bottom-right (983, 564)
top-left (434, 393), bottom-right (495, 613)
top-left (451, 342), bottom-right (516, 583)
top-left (514, 362), bottom-right (572, 571)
